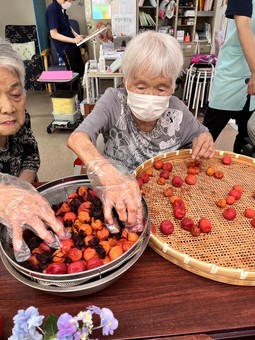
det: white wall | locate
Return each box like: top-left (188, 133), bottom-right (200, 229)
top-left (0, 0), bottom-right (35, 37)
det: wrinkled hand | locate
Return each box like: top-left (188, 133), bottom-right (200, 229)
top-left (191, 132), bottom-right (215, 160)
top-left (87, 158), bottom-right (144, 231)
top-left (0, 174), bottom-right (69, 262)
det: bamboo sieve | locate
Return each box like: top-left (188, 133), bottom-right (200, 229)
top-left (134, 149), bottom-right (255, 285)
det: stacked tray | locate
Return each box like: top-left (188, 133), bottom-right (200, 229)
top-left (0, 175), bottom-right (150, 296)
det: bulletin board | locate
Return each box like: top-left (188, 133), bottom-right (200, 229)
top-left (110, 0), bottom-right (137, 37)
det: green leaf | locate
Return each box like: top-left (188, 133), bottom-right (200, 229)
top-left (43, 314), bottom-right (58, 340)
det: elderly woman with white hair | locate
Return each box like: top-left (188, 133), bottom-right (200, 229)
top-left (0, 37), bottom-right (40, 182)
top-left (68, 31), bottom-right (215, 229)
top-left (0, 37), bottom-right (69, 262)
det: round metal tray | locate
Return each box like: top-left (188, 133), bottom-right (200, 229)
top-left (0, 222), bottom-right (149, 297)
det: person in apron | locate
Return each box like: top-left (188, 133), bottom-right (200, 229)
top-left (203, 0), bottom-right (255, 153)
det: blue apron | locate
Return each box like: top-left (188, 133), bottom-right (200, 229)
top-left (209, 0), bottom-right (255, 111)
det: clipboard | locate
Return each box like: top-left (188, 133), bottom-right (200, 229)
top-left (76, 27), bottom-right (107, 46)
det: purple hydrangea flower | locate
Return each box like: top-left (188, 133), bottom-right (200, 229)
top-left (100, 308), bottom-right (118, 336)
top-left (73, 331), bottom-right (82, 340)
top-left (9, 306), bottom-right (44, 340)
top-left (73, 329), bottom-right (90, 340)
top-left (56, 313), bottom-right (78, 338)
top-left (87, 305), bottom-right (101, 315)
top-left (10, 305), bottom-right (118, 340)
top-left (74, 310), bottom-right (93, 337)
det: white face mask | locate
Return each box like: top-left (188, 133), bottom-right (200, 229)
top-left (126, 88), bottom-right (171, 122)
top-left (62, 1), bottom-right (72, 10)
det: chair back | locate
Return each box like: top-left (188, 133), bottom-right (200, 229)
top-left (5, 24), bottom-right (45, 90)
top-left (50, 38), bottom-right (63, 66)
top-left (5, 25), bottom-right (39, 54)
top-left (69, 19), bottom-right (81, 35)
top-left (182, 63), bottom-right (215, 118)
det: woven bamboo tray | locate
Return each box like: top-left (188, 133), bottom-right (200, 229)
top-left (134, 149), bottom-right (255, 285)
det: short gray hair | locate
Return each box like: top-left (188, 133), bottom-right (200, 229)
top-left (0, 37), bottom-right (25, 89)
top-left (121, 31), bottom-right (184, 86)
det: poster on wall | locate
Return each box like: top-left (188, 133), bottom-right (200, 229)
top-left (91, 0), bottom-right (111, 20)
top-left (111, 0), bottom-right (136, 36)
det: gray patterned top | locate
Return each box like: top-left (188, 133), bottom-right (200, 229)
top-left (75, 88), bottom-right (208, 172)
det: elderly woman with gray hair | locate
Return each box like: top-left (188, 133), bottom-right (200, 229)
top-left (68, 31), bottom-right (215, 231)
top-left (0, 37), bottom-right (69, 262)
top-left (0, 37), bottom-right (39, 182)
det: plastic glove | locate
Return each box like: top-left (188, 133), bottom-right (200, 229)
top-left (0, 173), bottom-right (70, 262)
top-left (87, 157), bottom-right (144, 232)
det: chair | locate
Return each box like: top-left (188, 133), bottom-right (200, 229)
top-left (242, 137), bottom-right (255, 158)
top-left (182, 63), bottom-right (215, 118)
top-left (5, 25), bottom-right (45, 91)
top-left (41, 19), bottom-right (86, 93)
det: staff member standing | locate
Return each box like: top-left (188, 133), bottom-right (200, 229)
top-left (46, 0), bottom-right (85, 78)
top-left (203, 0), bottom-right (255, 153)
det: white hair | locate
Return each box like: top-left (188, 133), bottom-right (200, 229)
top-left (121, 31), bottom-right (184, 86)
top-left (0, 37), bottom-right (25, 89)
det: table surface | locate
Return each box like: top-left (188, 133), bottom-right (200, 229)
top-left (1, 243), bottom-right (255, 340)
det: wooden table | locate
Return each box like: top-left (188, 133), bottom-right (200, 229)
top-left (1, 245), bottom-right (255, 340)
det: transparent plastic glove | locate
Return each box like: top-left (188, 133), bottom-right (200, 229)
top-left (0, 173), bottom-right (70, 262)
top-left (87, 158), bottom-right (144, 232)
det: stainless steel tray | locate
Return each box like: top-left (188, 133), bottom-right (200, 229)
top-left (0, 175), bottom-right (150, 288)
top-left (0, 223), bottom-right (149, 297)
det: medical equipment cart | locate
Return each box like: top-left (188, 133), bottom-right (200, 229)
top-left (38, 72), bottom-right (83, 133)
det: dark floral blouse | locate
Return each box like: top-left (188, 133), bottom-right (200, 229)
top-left (0, 112), bottom-right (40, 177)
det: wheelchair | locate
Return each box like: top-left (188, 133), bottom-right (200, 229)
top-left (242, 137), bottom-right (255, 158)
